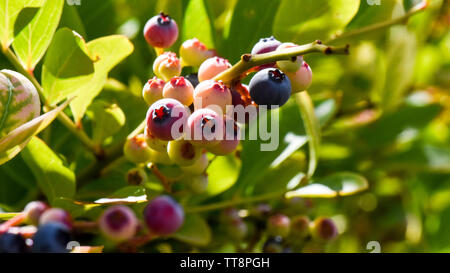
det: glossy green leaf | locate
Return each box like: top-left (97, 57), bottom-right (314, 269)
top-left (286, 172), bottom-right (368, 198)
top-left (21, 136), bottom-right (76, 204)
top-left (296, 91), bottom-right (321, 179)
top-left (12, 0), bottom-right (64, 72)
top-left (273, 0), bottom-right (360, 44)
top-left (172, 214), bottom-right (211, 246)
top-left (0, 0), bottom-right (43, 49)
top-left (182, 0), bottom-right (215, 48)
top-left (87, 100), bottom-right (126, 145)
top-left (41, 28), bottom-right (95, 106)
top-left (222, 0), bottom-right (281, 62)
top-left (0, 99), bottom-right (70, 165)
top-left (69, 35), bottom-right (134, 123)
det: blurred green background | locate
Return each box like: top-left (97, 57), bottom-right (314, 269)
top-left (1, 0), bottom-right (449, 252)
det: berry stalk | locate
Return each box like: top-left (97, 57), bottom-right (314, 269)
top-left (213, 41), bottom-right (349, 84)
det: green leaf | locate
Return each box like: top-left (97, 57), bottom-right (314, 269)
top-left (59, 4), bottom-right (87, 38)
top-left (172, 214), bottom-right (211, 246)
top-left (296, 91), bottom-right (321, 179)
top-left (182, 0), bottom-right (215, 48)
top-left (0, 99), bottom-right (70, 165)
top-left (41, 28), bottom-right (95, 106)
top-left (12, 0), bottom-right (64, 72)
top-left (21, 136), bottom-right (76, 204)
top-left (87, 100), bottom-right (125, 145)
top-left (273, 0), bottom-right (360, 44)
top-left (69, 35), bottom-right (134, 123)
top-left (286, 172), bottom-right (368, 198)
top-left (222, 0), bottom-right (281, 62)
top-left (379, 26), bottom-right (417, 111)
top-left (0, 0), bottom-right (43, 49)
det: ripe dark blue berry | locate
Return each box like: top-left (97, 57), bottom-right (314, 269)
top-left (144, 195), bottom-right (184, 235)
top-left (32, 222), bottom-right (72, 253)
top-left (144, 12), bottom-right (178, 48)
top-left (185, 73), bottom-right (199, 88)
top-left (249, 68), bottom-right (291, 108)
top-left (0, 232), bottom-right (28, 253)
top-left (262, 236), bottom-right (284, 253)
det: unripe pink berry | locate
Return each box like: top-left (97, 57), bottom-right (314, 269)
top-left (153, 52), bottom-right (181, 81)
top-left (39, 208), bottom-right (72, 230)
top-left (276, 43), bottom-right (303, 73)
top-left (123, 134), bottom-right (153, 164)
top-left (208, 117), bottom-right (240, 155)
top-left (180, 38), bottom-right (216, 68)
top-left (162, 76), bottom-right (194, 106)
top-left (23, 201), bottom-right (49, 226)
top-left (143, 12), bottom-right (178, 49)
top-left (186, 108), bottom-right (224, 148)
top-left (142, 77), bottom-right (165, 106)
top-left (285, 61), bottom-right (313, 93)
top-left (193, 80), bottom-right (232, 113)
top-left (198, 57), bottom-right (231, 82)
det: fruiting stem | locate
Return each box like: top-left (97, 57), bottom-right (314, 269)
top-left (149, 163), bottom-right (173, 193)
top-left (328, 0), bottom-right (428, 43)
top-left (1, 47), bottom-right (101, 157)
top-left (0, 212), bottom-right (25, 235)
top-left (213, 41), bottom-right (349, 84)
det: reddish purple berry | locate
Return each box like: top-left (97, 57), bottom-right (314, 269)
top-left (143, 12), bottom-right (178, 49)
top-left (312, 217), bottom-right (338, 242)
top-left (99, 205), bottom-right (138, 242)
top-left (144, 196), bottom-right (184, 235)
top-left (251, 36), bottom-right (282, 69)
top-left (146, 98), bottom-right (190, 141)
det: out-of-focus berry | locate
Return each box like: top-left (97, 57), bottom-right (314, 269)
top-left (311, 217), bottom-right (338, 242)
top-left (39, 208), bottom-right (72, 230)
top-left (180, 152), bottom-right (209, 175)
top-left (99, 205), bottom-right (138, 242)
top-left (144, 196), bottom-right (184, 235)
top-left (23, 201), bottom-right (49, 226)
top-left (126, 168), bottom-right (148, 185)
top-left (0, 232), bottom-right (28, 253)
top-left (267, 214), bottom-right (291, 238)
top-left (32, 222), bottom-right (71, 253)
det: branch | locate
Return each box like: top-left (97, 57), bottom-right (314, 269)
top-left (213, 40), bottom-right (349, 84)
top-left (328, 0), bottom-right (429, 43)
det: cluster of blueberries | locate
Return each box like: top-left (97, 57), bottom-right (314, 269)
top-left (0, 12), bottom-right (318, 253)
top-left (0, 196), bottom-right (184, 253)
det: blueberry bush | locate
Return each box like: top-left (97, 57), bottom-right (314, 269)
top-left (0, 0), bottom-right (449, 253)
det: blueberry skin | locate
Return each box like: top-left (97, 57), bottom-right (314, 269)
top-left (185, 73), bottom-right (199, 88)
top-left (0, 232), bottom-right (28, 253)
top-left (249, 68), bottom-right (291, 109)
top-left (32, 222), bottom-right (72, 253)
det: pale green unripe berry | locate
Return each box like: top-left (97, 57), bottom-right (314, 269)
top-left (276, 43), bottom-right (303, 73)
top-left (153, 52), bottom-right (181, 81)
top-left (123, 134), bottom-right (153, 164)
top-left (180, 38), bottom-right (216, 68)
top-left (0, 70), bottom-right (40, 138)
